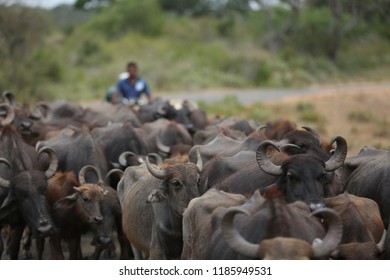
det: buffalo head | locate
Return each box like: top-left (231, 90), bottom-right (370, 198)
top-left (256, 136), bottom-right (347, 211)
top-left (0, 147), bottom-right (58, 238)
top-left (145, 151), bottom-right (202, 215)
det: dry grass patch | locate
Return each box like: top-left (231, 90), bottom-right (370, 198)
top-left (266, 88), bottom-right (390, 155)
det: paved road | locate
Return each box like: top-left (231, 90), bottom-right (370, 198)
top-left (157, 82), bottom-right (390, 104)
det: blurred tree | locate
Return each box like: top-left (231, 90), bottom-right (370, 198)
top-left (84, 0), bottom-right (164, 37)
top-left (0, 5), bottom-right (58, 97)
top-left (159, 0), bottom-right (252, 16)
top-left (74, 0), bottom-right (115, 9)
top-left (252, 0), bottom-right (303, 51)
top-left (306, 0), bottom-right (390, 59)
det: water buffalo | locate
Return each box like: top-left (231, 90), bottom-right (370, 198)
top-left (36, 127), bottom-right (110, 182)
top-left (325, 192), bottom-right (385, 259)
top-left (45, 167), bottom-right (105, 259)
top-left (121, 152), bottom-right (202, 259)
top-left (181, 189), bottom-right (247, 259)
top-left (208, 189), bottom-right (342, 259)
top-left (343, 147), bottom-right (390, 226)
top-left (0, 125), bottom-right (58, 259)
top-left (255, 136), bottom-right (347, 210)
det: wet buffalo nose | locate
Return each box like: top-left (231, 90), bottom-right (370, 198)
top-left (98, 235), bottom-right (112, 246)
top-left (37, 219), bottom-right (53, 235)
top-left (21, 121), bottom-right (32, 129)
top-left (309, 201), bottom-right (325, 212)
top-left (94, 216), bottom-right (103, 225)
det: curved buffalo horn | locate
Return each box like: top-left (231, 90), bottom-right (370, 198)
top-left (146, 155), bottom-right (165, 180)
top-left (38, 147), bottom-right (58, 179)
top-left (310, 208), bottom-right (343, 259)
top-left (0, 103), bottom-right (15, 126)
top-left (256, 140), bottom-right (283, 176)
top-left (302, 126), bottom-right (322, 145)
top-left (324, 136), bottom-right (348, 172)
top-left (280, 143), bottom-right (301, 151)
top-left (148, 153), bottom-right (163, 165)
top-left (35, 141), bottom-right (43, 151)
top-left (195, 149), bottom-right (203, 172)
top-left (221, 207), bottom-right (259, 259)
top-left (0, 158), bottom-right (11, 188)
top-left (2, 91), bottom-right (16, 106)
top-left (255, 125), bottom-right (267, 134)
top-left (157, 105), bottom-right (167, 116)
top-left (105, 168), bottom-right (124, 182)
top-left (118, 151), bottom-right (137, 167)
top-left (156, 134), bottom-right (171, 154)
top-left (34, 102), bottom-right (50, 119)
top-left (29, 107), bottom-right (43, 120)
top-left (79, 165), bottom-right (104, 185)
top-left (377, 230), bottom-right (386, 253)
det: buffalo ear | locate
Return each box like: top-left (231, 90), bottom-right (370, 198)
top-left (146, 188), bottom-right (167, 204)
top-left (53, 193), bottom-right (79, 209)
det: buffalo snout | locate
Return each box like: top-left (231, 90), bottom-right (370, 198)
top-left (309, 200), bottom-right (325, 212)
top-left (97, 235), bottom-right (113, 246)
top-left (94, 216), bottom-right (104, 225)
top-left (36, 219), bottom-right (53, 236)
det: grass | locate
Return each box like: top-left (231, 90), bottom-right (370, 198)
top-left (348, 110), bottom-right (374, 122)
top-left (374, 118), bottom-right (390, 138)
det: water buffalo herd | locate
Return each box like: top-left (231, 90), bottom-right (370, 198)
top-left (0, 91), bottom-right (389, 260)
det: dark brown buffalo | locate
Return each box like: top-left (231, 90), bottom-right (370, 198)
top-left (78, 166), bottom-right (132, 260)
top-left (263, 118), bottom-right (297, 140)
top-left (121, 153), bottom-right (202, 259)
top-left (46, 168), bottom-right (105, 259)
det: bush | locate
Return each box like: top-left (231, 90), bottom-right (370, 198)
top-left (348, 110), bottom-right (374, 122)
top-left (295, 102), bottom-right (325, 123)
top-left (86, 0), bottom-right (165, 38)
top-left (296, 102), bottom-right (315, 112)
top-left (374, 118), bottom-right (390, 138)
top-left (198, 95), bottom-right (245, 117)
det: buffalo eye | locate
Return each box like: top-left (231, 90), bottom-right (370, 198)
top-left (82, 196), bottom-right (89, 202)
top-left (287, 172), bottom-right (295, 180)
top-left (170, 179), bottom-right (182, 188)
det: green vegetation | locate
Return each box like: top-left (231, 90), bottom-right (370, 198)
top-left (198, 95), bottom-right (246, 118)
top-left (348, 110), bottom-right (374, 123)
top-left (295, 102), bottom-right (325, 123)
top-left (374, 118), bottom-right (390, 138)
top-left (1, 0), bottom-right (389, 102)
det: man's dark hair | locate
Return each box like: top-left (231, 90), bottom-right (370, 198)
top-left (127, 62), bottom-right (137, 69)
